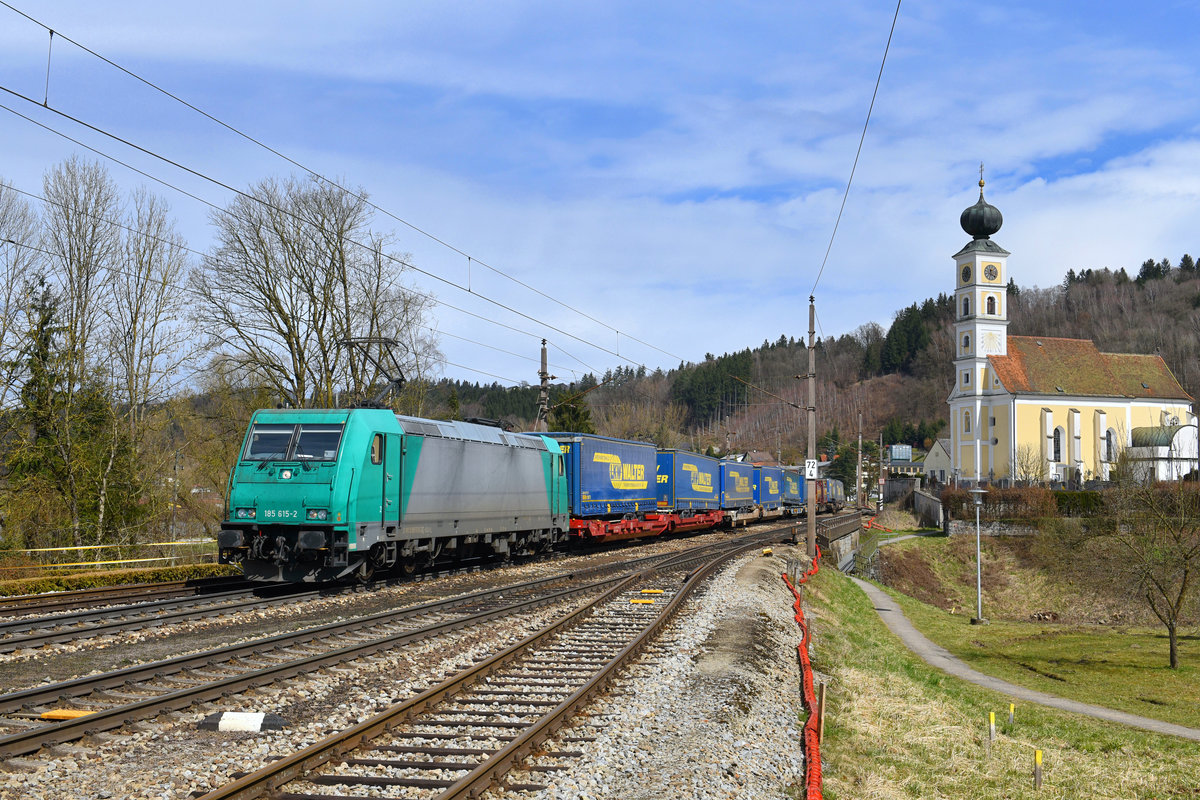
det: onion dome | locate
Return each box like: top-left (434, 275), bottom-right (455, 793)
top-left (960, 177), bottom-right (1003, 240)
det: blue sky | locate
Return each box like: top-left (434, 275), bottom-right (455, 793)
top-left (2, 1), bottom-right (1200, 386)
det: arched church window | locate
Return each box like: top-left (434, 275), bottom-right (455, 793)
top-left (962, 334), bottom-right (970, 352)
top-left (964, 411), bottom-right (972, 434)
top-left (1105, 429), bottom-right (1116, 462)
top-left (987, 296), bottom-right (996, 315)
top-left (962, 297), bottom-right (970, 317)
top-left (1053, 427), bottom-right (1063, 462)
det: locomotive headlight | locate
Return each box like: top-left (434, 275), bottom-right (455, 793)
top-left (306, 508), bottom-right (329, 521)
top-left (235, 507), bottom-right (256, 520)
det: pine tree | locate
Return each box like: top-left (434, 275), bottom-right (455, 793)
top-left (549, 389), bottom-right (595, 434)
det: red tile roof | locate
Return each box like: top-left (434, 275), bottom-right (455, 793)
top-left (988, 336), bottom-right (1193, 401)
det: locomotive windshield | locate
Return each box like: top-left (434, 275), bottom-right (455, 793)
top-left (293, 425), bottom-right (344, 460)
top-left (243, 423), bottom-right (344, 462)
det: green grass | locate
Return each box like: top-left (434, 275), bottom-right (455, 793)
top-left (886, 586), bottom-right (1200, 730)
top-left (805, 565), bottom-right (1200, 799)
top-left (874, 532), bottom-right (1200, 728)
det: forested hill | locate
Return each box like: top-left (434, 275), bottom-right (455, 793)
top-left (438, 257), bottom-right (1200, 461)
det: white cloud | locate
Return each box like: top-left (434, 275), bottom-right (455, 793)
top-left (3, 1), bottom-right (1200, 385)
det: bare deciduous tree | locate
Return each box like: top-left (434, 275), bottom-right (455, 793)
top-left (1013, 443), bottom-right (1046, 486)
top-left (0, 182), bottom-right (41, 408)
top-left (111, 187), bottom-right (193, 441)
top-left (1085, 480), bottom-right (1200, 668)
top-left (193, 176), bottom-right (439, 408)
top-left (38, 157), bottom-right (122, 546)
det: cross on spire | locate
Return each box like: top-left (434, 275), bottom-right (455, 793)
top-left (979, 162), bottom-right (985, 189)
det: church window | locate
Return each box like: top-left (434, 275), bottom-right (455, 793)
top-left (964, 411), bottom-right (972, 433)
top-left (1053, 427), bottom-right (1063, 462)
top-left (1105, 429), bottom-right (1116, 461)
top-left (962, 334), bottom-right (970, 352)
top-left (962, 297), bottom-right (970, 317)
top-left (987, 296), bottom-right (996, 315)
top-left (962, 370), bottom-right (970, 386)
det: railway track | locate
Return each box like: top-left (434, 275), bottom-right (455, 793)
top-left (0, 583), bottom-right (321, 653)
top-left (194, 534), bottom-right (771, 800)
top-left (0, 576), bottom-right (251, 618)
top-left (0, 525), bottom-right (780, 654)
top-left (0, 530), bottom-right (775, 760)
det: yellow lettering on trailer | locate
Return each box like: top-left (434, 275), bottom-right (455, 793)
top-left (681, 463), bottom-right (714, 493)
top-left (592, 452), bottom-right (648, 490)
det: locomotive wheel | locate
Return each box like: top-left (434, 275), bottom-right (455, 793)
top-left (354, 560), bottom-right (375, 584)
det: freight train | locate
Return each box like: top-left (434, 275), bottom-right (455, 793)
top-left (217, 408), bottom-right (844, 582)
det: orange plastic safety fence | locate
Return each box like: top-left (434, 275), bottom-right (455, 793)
top-left (782, 545), bottom-right (823, 800)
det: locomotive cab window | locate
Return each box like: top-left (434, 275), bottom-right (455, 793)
top-left (294, 425), bottom-right (344, 460)
top-left (243, 422), bottom-right (345, 461)
top-left (371, 433), bottom-right (383, 465)
top-left (558, 454), bottom-right (565, 476)
top-left (244, 424), bottom-right (295, 461)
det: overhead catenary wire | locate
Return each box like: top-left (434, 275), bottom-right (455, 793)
top-left (0, 1), bottom-right (682, 364)
top-left (0, 97), bottom-right (629, 376)
top-left (809, 0), bottom-right (902, 296)
top-left (4, 237), bottom-right (524, 387)
top-left (0, 186), bottom-right (566, 388)
top-left (1, 177), bottom-right (597, 381)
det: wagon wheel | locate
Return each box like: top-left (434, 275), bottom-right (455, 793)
top-left (400, 553), bottom-right (425, 575)
top-left (354, 560), bottom-right (375, 585)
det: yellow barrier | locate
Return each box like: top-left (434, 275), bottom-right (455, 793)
top-left (0, 540), bottom-right (218, 573)
top-left (0, 556), bottom-right (189, 571)
top-left (2, 540), bottom-right (215, 554)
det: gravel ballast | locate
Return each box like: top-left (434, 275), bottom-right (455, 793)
top-left (0, 542), bottom-right (811, 800)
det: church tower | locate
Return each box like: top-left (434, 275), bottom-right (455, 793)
top-left (949, 172), bottom-right (1009, 482)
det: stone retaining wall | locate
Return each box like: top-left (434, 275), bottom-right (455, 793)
top-left (945, 519), bottom-right (1040, 537)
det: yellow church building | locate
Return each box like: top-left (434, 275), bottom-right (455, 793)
top-left (948, 178), bottom-right (1197, 485)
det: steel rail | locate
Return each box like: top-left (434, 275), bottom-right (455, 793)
top-left (0, 554), bottom-right (655, 717)
top-left (436, 537), bottom-right (768, 800)
top-left (0, 571), bottom-right (630, 759)
top-left (0, 530), bottom-right (720, 651)
top-left (0, 577), bottom-right (250, 617)
top-left (194, 533), bottom-right (775, 800)
top-left (0, 531), bottom-right (762, 756)
top-left (0, 585), bottom-right (319, 653)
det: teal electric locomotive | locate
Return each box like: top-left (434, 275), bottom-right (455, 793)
top-left (218, 408), bottom-right (569, 581)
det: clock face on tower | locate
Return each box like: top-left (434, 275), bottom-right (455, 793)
top-left (984, 264), bottom-right (998, 281)
top-left (961, 265), bottom-right (971, 283)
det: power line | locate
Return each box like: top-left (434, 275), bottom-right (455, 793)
top-left (0, 95), bottom-right (641, 372)
top-left (810, 0), bottom-right (902, 295)
top-left (2, 177), bottom-right (604, 385)
top-left (0, 184), bottom-right (558, 388)
top-left (2, 235), bottom-right (525, 387)
top-left (0, 1), bottom-right (682, 363)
